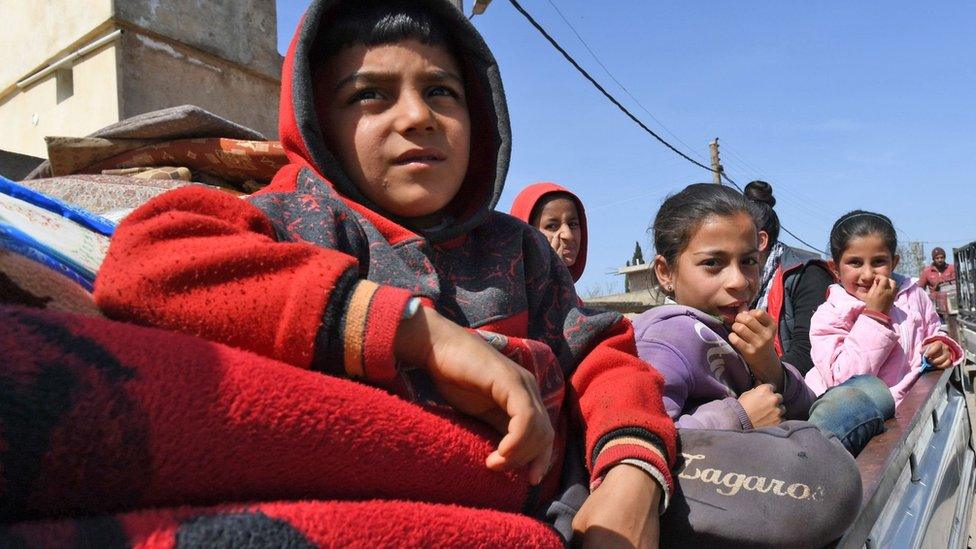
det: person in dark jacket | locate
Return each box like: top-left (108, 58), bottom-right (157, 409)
top-left (745, 180), bottom-right (834, 375)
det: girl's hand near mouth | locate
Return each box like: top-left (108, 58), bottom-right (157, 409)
top-left (863, 275), bottom-right (897, 315)
top-left (728, 310), bottom-right (784, 392)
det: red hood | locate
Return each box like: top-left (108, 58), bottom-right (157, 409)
top-left (271, 0), bottom-right (511, 244)
top-left (510, 182), bottom-right (588, 281)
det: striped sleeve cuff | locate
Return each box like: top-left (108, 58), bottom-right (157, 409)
top-left (341, 280), bottom-right (412, 384)
top-left (620, 459), bottom-right (672, 514)
top-left (591, 438), bottom-right (674, 510)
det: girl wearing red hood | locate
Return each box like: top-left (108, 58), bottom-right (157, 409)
top-left (510, 183), bottom-right (588, 281)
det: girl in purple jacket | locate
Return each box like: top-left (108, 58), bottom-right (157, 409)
top-left (633, 184), bottom-right (894, 455)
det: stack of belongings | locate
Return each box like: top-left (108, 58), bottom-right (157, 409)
top-left (0, 107), bottom-right (566, 547)
top-left (0, 107), bottom-right (864, 548)
top-left (20, 105), bottom-right (288, 222)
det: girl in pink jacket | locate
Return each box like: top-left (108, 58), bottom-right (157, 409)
top-left (806, 210), bottom-right (963, 405)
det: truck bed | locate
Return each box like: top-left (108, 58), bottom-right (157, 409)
top-left (836, 366), bottom-right (976, 548)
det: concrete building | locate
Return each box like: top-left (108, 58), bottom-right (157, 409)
top-left (0, 0), bottom-right (282, 158)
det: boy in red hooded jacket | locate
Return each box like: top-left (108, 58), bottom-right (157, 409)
top-left (94, 0), bottom-right (675, 543)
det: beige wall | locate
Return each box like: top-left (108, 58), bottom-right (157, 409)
top-left (118, 31), bottom-right (279, 139)
top-left (0, 45), bottom-right (120, 157)
top-left (0, 0), bottom-right (114, 92)
top-left (115, 0), bottom-right (280, 80)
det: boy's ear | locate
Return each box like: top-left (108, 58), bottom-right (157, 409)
top-left (891, 254), bottom-right (901, 272)
top-left (653, 255), bottom-right (674, 293)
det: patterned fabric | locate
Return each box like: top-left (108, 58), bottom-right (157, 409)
top-left (16, 175), bottom-right (191, 216)
top-left (0, 251), bottom-right (101, 316)
top-left (100, 166), bottom-right (192, 181)
top-left (83, 138), bottom-right (287, 186)
top-left (1, 500), bottom-right (562, 548)
top-left (753, 241), bottom-right (786, 310)
top-left (0, 305), bottom-right (536, 520)
top-left (26, 105), bottom-right (269, 180)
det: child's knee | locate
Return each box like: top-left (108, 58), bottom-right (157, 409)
top-left (840, 375), bottom-right (895, 419)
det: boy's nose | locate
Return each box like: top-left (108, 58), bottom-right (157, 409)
top-left (394, 92), bottom-right (436, 133)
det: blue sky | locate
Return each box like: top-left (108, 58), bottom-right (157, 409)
top-left (276, 1), bottom-right (976, 294)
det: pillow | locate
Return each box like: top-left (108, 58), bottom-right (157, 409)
top-left (662, 421), bottom-right (861, 548)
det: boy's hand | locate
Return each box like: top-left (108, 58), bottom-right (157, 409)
top-left (924, 341), bottom-right (954, 369)
top-left (572, 464), bottom-right (661, 549)
top-left (863, 275), bottom-right (897, 314)
top-left (728, 310), bottom-right (783, 392)
top-left (394, 306), bottom-right (555, 485)
top-left (737, 383), bottom-right (784, 428)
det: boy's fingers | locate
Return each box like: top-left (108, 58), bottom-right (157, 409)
top-left (493, 381), bottom-right (552, 465)
top-left (488, 413), bottom-right (550, 475)
top-left (924, 344), bottom-right (938, 358)
top-left (527, 442), bottom-right (554, 485)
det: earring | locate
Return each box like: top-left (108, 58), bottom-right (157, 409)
top-left (666, 285), bottom-right (673, 292)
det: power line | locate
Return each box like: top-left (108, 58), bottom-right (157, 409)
top-left (542, 0), bottom-right (708, 164)
top-left (720, 171), bottom-right (826, 255)
top-left (506, 0), bottom-right (715, 173)
top-left (506, 0), bottom-right (828, 256)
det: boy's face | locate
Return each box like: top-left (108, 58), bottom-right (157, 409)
top-left (316, 40), bottom-right (471, 219)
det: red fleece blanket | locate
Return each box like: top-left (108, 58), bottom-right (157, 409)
top-left (0, 306), bottom-right (559, 547)
top-left (1, 500), bottom-right (561, 548)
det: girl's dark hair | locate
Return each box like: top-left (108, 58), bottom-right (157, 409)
top-left (315, 1), bottom-right (455, 63)
top-left (743, 180), bottom-right (780, 247)
top-left (653, 183), bottom-right (756, 265)
top-left (828, 210), bottom-right (897, 264)
top-left (529, 191), bottom-right (575, 226)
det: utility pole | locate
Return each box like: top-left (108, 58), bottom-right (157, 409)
top-left (472, 0), bottom-right (493, 15)
top-left (709, 138), bottom-right (723, 185)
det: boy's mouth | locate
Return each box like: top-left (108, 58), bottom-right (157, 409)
top-left (393, 148), bottom-right (446, 166)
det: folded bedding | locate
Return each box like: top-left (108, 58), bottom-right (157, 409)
top-left (0, 500), bottom-right (562, 548)
top-left (0, 305), bottom-right (864, 548)
top-left (0, 176), bottom-right (113, 290)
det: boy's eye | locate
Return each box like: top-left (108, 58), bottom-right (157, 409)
top-left (544, 224), bottom-right (559, 231)
top-left (349, 89), bottom-right (383, 103)
top-left (742, 257), bottom-right (759, 266)
top-left (700, 259), bottom-right (720, 268)
top-left (428, 85), bottom-right (461, 99)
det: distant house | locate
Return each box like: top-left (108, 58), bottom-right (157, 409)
top-left (584, 243), bottom-right (666, 316)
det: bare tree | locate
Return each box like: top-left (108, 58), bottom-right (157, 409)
top-left (583, 280), bottom-right (621, 298)
top-left (896, 241), bottom-right (926, 278)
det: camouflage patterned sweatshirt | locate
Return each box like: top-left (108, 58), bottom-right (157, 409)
top-left (94, 0), bottom-right (675, 517)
